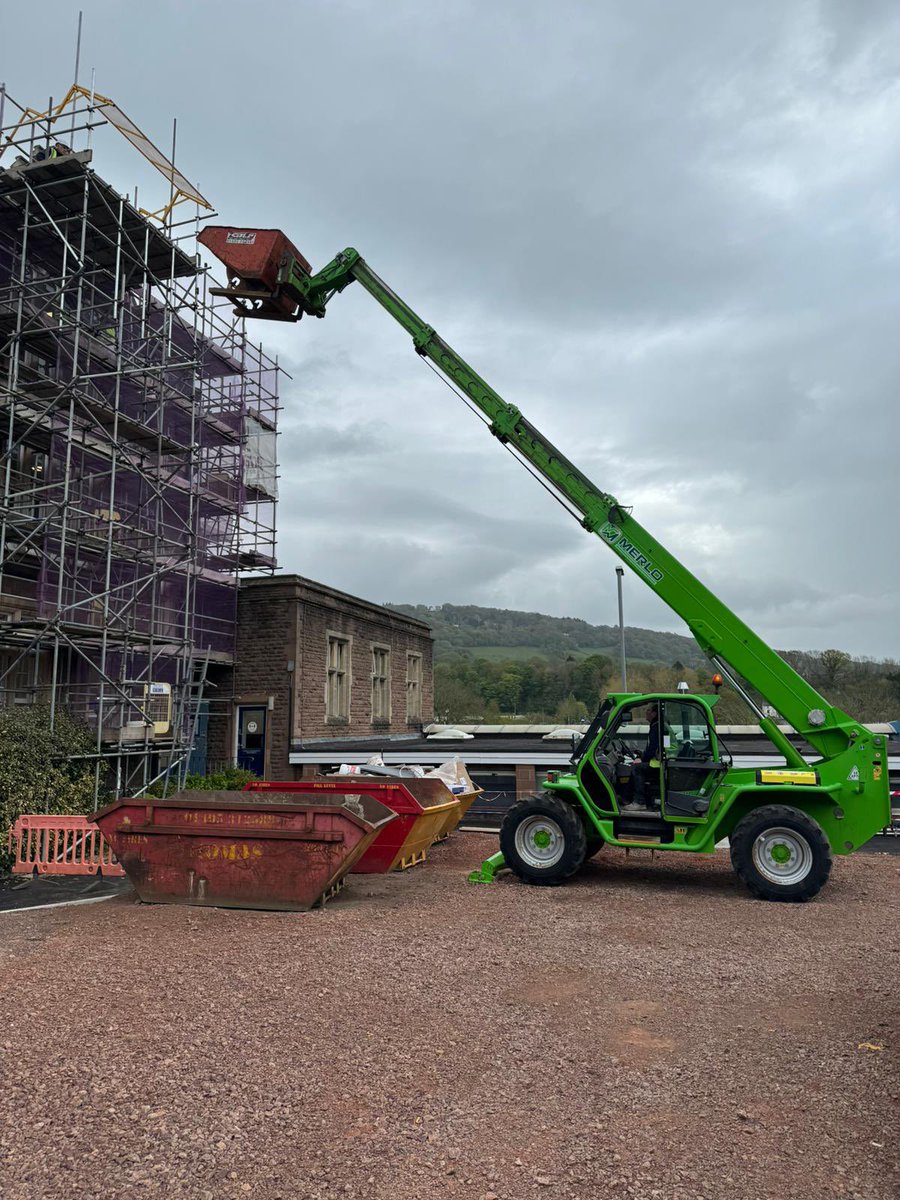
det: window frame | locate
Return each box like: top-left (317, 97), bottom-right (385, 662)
top-left (661, 698), bottom-right (719, 762)
top-left (406, 651), bottom-right (423, 722)
top-left (370, 643), bottom-right (392, 724)
top-left (325, 632), bottom-right (352, 722)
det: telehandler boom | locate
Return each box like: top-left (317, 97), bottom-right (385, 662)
top-left (199, 227), bottom-right (890, 901)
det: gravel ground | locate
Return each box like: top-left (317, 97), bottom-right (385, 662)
top-left (1, 834), bottom-right (897, 1200)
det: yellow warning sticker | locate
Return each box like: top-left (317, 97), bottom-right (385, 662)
top-left (758, 769), bottom-right (818, 786)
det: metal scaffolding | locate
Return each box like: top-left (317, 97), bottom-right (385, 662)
top-left (0, 86), bottom-right (280, 798)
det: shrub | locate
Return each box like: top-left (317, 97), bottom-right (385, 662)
top-left (0, 706), bottom-right (98, 872)
top-left (144, 764), bottom-right (257, 798)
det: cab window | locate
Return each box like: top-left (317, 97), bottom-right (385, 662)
top-left (597, 708), bottom-right (650, 761)
top-left (663, 700), bottom-right (715, 761)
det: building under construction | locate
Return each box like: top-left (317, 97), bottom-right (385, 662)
top-left (0, 86), bottom-right (280, 799)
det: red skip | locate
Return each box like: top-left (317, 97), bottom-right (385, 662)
top-left (244, 778), bottom-right (460, 873)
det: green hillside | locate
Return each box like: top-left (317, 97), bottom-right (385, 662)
top-left (387, 603), bottom-right (706, 667)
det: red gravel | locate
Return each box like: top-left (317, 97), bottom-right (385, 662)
top-left (0, 834), bottom-right (897, 1200)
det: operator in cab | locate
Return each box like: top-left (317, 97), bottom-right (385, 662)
top-left (631, 703), bottom-right (660, 810)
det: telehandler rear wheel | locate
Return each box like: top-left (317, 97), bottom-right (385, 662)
top-left (500, 794), bottom-right (587, 886)
top-left (729, 804), bottom-right (832, 902)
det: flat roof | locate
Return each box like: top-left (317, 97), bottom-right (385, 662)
top-left (288, 726), bottom-right (900, 774)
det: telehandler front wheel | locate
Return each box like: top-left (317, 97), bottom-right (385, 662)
top-left (729, 804), bottom-right (832, 902)
top-left (500, 794), bottom-right (587, 886)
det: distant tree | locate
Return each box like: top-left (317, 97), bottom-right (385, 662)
top-left (495, 668), bottom-right (523, 714)
top-left (833, 674), bottom-right (897, 723)
top-left (572, 654), bottom-right (613, 708)
top-left (819, 649), bottom-right (852, 690)
top-left (433, 666), bottom-right (483, 724)
top-left (555, 694), bottom-right (588, 724)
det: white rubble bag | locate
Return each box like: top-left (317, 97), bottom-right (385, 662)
top-left (424, 756), bottom-right (477, 795)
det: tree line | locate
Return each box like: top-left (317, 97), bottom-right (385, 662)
top-left (434, 648), bottom-right (900, 725)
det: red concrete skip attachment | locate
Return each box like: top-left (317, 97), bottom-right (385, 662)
top-left (7, 814), bottom-right (125, 877)
top-left (244, 778), bottom-right (460, 873)
top-left (198, 227), bottom-right (311, 286)
top-left (198, 227), bottom-right (310, 321)
top-left (91, 790), bottom-right (396, 911)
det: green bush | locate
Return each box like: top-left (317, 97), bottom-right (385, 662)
top-left (144, 764), bottom-right (257, 798)
top-left (0, 706), bottom-right (99, 872)
top-left (184, 765), bottom-right (257, 792)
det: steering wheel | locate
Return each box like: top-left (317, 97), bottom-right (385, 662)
top-left (611, 738), bottom-right (632, 759)
top-left (676, 740), bottom-right (698, 760)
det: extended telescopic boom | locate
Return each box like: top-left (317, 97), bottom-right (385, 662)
top-left (200, 232), bottom-right (863, 769)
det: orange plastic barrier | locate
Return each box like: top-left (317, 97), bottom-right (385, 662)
top-left (7, 814), bottom-right (125, 877)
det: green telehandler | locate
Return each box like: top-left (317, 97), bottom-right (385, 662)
top-left (199, 228), bottom-right (891, 902)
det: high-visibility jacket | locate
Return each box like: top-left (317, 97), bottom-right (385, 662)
top-left (641, 718), bottom-right (660, 769)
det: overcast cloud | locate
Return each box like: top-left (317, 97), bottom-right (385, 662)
top-left (3, 1), bottom-right (898, 656)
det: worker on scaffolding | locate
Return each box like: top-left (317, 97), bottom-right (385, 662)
top-left (30, 141), bottom-right (70, 163)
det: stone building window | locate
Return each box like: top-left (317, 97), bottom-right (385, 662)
top-left (326, 634), bottom-right (350, 720)
top-left (406, 652), bottom-right (422, 721)
top-left (0, 650), bottom-right (39, 706)
top-left (371, 645), bottom-right (391, 722)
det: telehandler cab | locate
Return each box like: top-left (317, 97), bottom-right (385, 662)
top-left (198, 228), bottom-right (891, 901)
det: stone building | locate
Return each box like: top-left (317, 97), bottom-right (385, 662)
top-left (206, 575), bottom-right (434, 780)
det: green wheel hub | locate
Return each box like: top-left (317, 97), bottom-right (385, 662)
top-left (533, 829), bottom-right (552, 849)
top-left (751, 826), bottom-right (814, 887)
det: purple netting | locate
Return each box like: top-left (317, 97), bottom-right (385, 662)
top-left (1, 178), bottom-right (279, 744)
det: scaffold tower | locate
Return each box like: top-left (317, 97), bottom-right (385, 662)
top-left (0, 84), bottom-right (280, 799)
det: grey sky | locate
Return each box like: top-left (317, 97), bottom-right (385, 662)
top-left (3, 1), bottom-right (898, 656)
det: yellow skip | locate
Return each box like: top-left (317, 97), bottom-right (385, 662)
top-left (398, 848), bottom-right (428, 870)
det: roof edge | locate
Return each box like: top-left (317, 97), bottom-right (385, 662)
top-left (240, 574), bottom-right (433, 632)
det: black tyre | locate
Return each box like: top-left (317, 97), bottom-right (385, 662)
top-left (500, 794), bottom-right (587, 886)
top-left (729, 804), bottom-right (832, 902)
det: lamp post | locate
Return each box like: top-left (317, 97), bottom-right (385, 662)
top-left (615, 567), bottom-right (627, 691)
